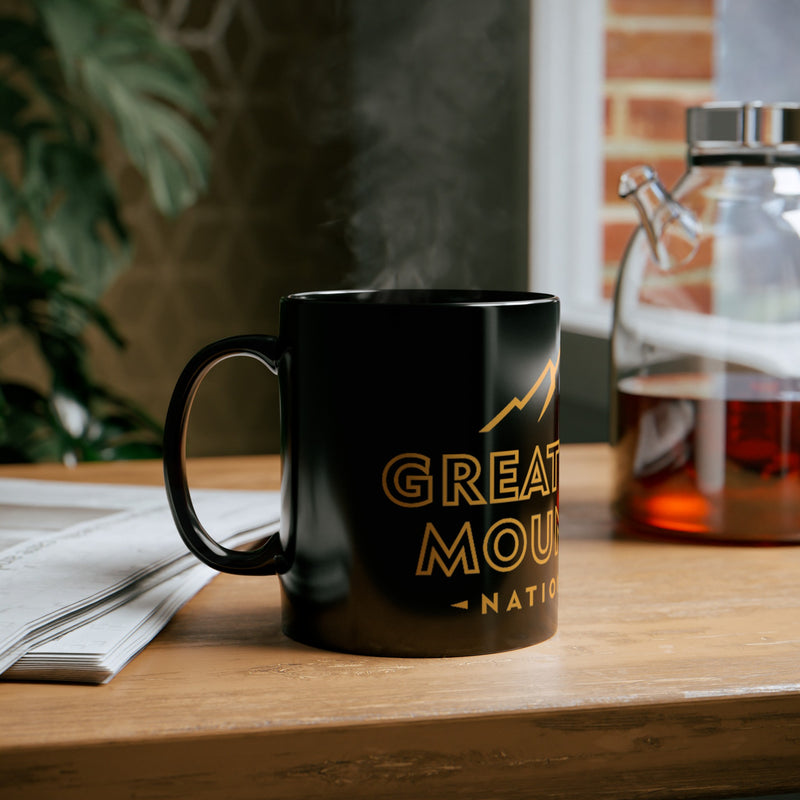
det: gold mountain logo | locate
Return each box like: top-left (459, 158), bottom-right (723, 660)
top-left (480, 351), bottom-right (560, 434)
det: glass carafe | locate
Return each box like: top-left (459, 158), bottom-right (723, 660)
top-left (612, 102), bottom-right (800, 543)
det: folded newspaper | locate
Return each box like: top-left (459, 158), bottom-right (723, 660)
top-left (0, 478), bottom-right (280, 684)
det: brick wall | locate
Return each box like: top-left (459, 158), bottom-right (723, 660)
top-left (602, 0), bottom-right (714, 298)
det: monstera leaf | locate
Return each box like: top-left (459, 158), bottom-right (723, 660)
top-left (24, 135), bottom-right (130, 298)
top-left (38, 0), bottom-right (211, 217)
top-left (0, 0), bottom-right (211, 462)
top-left (0, 0), bottom-right (211, 296)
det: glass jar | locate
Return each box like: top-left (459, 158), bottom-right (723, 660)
top-left (612, 102), bottom-right (800, 543)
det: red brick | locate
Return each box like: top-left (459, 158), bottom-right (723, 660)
top-left (640, 281), bottom-right (712, 313)
top-left (606, 30), bottom-right (712, 80)
top-left (604, 221), bottom-right (638, 265)
top-left (609, 0), bottom-right (713, 15)
top-left (604, 157), bottom-right (687, 205)
top-left (602, 271), bottom-right (619, 300)
top-left (670, 237), bottom-right (714, 274)
top-left (627, 97), bottom-right (693, 142)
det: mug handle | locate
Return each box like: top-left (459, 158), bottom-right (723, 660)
top-left (163, 335), bottom-right (286, 575)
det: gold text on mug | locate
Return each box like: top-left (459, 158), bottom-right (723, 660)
top-left (381, 442), bottom-right (560, 508)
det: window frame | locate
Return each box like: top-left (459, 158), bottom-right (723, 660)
top-left (528, 0), bottom-right (611, 338)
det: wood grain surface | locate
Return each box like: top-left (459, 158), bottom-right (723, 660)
top-left (1, 445), bottom-right (799, 799)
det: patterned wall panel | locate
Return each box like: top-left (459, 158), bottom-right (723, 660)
top-left (90, 0), bottom-right (352, 457)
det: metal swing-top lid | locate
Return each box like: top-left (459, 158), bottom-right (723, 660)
top-left (687, 102), bottom-right (800, 161)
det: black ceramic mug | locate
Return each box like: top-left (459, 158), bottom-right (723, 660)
top-left (163, 289), bottom-right (560, 657)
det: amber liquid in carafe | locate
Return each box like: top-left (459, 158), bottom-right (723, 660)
top-left (614, 373), bottom-right (800, 542)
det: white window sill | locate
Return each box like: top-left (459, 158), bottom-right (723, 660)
top-left (561, 300), bottom-right (613, 339)
top-left (529, 0), bottom-right (607, 343)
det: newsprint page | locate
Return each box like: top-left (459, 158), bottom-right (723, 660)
top-left (0, 479), bottom-right (279, 683)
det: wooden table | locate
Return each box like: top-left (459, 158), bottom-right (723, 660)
top-left (1, 444), bottom-right (799, 799)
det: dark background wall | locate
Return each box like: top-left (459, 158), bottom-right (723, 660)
top-left (87, 0), bottom-right (531, 456)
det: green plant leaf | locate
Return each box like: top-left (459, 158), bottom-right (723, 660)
top-left (0, 251), bottom-right (125, 400)
top-left (0, 376), bottom-right (164, 464)
top-left (35, 0), bottom-right (212, 217)
top-left (0, 382), bottom-right (65, 463)
top-left (0, 15), bottom-right (87, 144)
top-left (0, 17), bottom-right (52, 79)
top-left (0, 82), bottom-right (28, 136)
top-left (0, 174), bottom-right (19, 238)
top-left (0, 0), bottom-right (204, 463)
top-left (19, 136), bottom-right (130, 296)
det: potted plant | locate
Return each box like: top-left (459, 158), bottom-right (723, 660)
top-left (0, 0), bottom-right (211, 462)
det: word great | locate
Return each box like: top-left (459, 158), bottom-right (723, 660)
top-left (382, 442), bottom-right (560, 508)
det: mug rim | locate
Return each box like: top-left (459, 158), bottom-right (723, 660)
top-left (285, 289), bottom-right (559, 307)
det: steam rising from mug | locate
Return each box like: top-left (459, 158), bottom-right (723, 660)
top-left (293, 0), bottom-right (530, 290)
